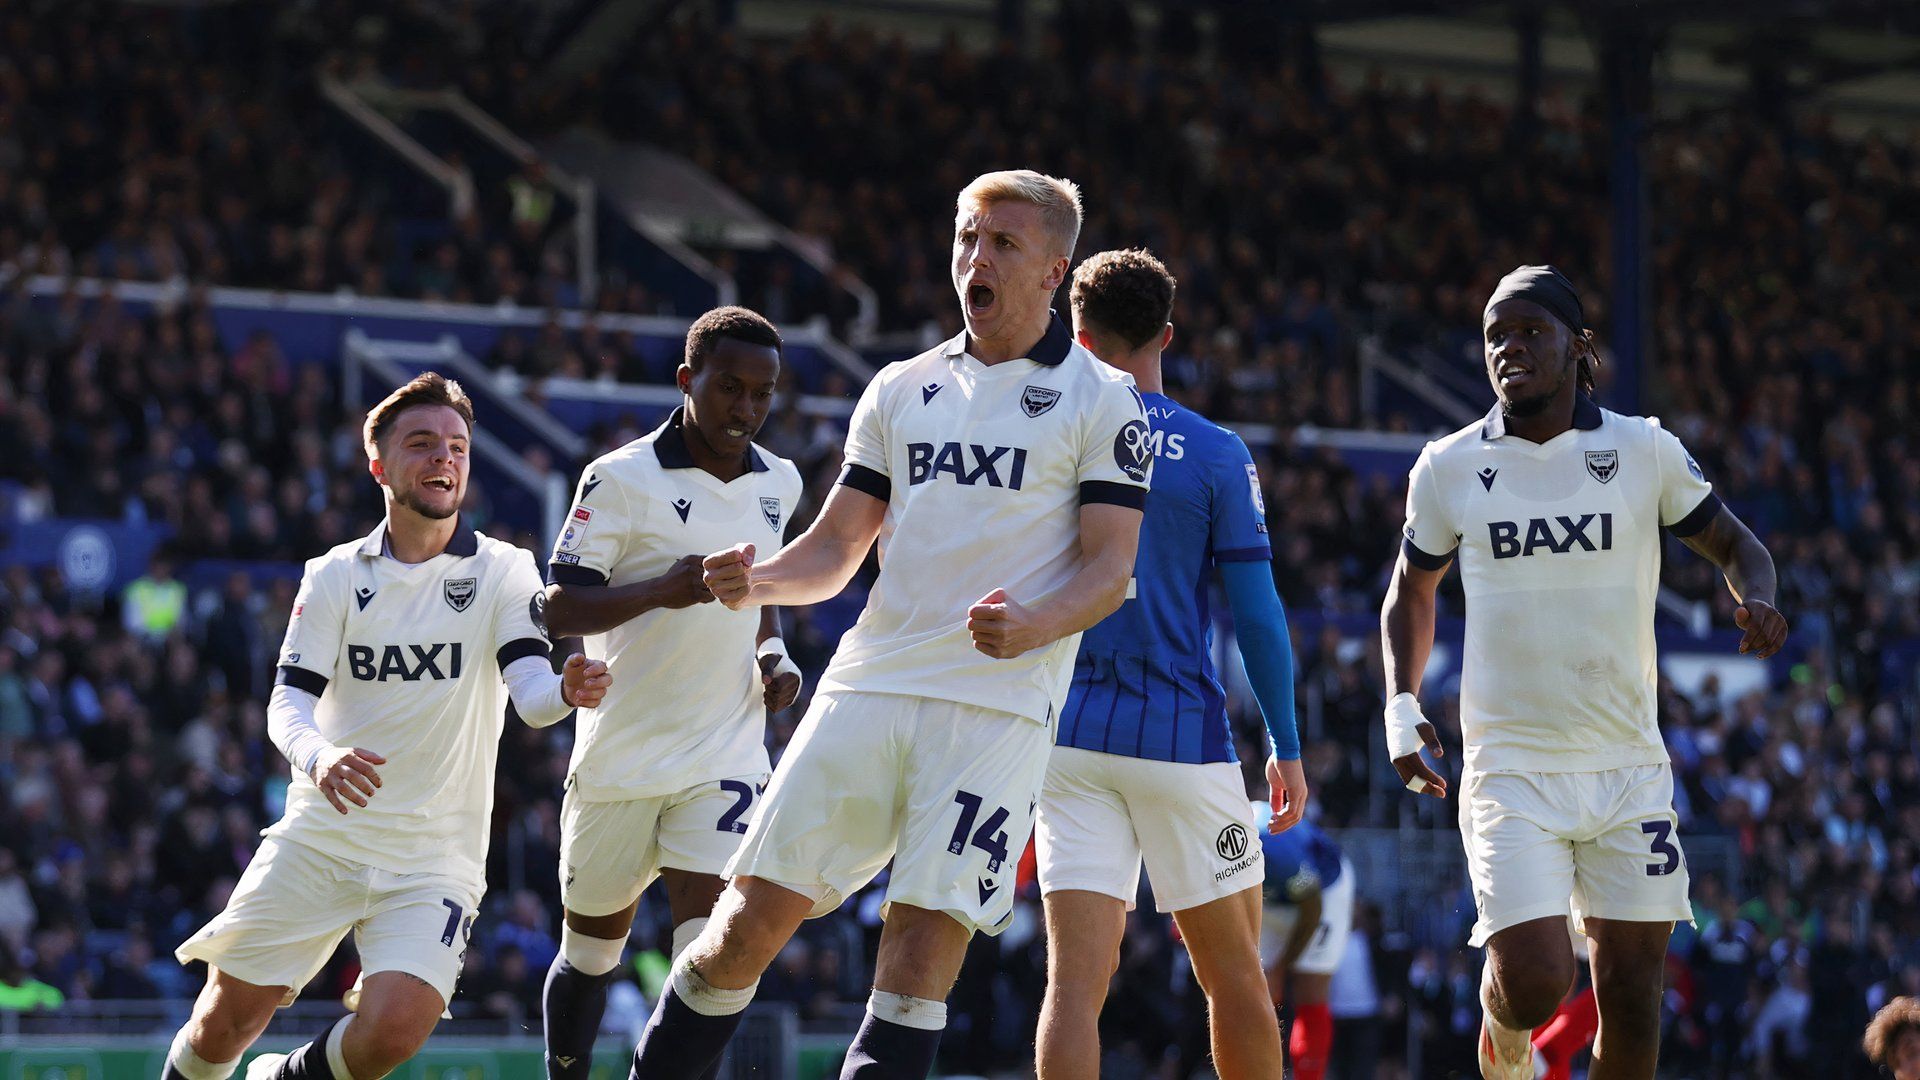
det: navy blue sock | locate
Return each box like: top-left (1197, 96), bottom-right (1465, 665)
top-left (272, 1018), bottom-right (346, 1079)
top-left (839, 1014), bottom-right (944, 1080)
top-left (161, 1067), bottom-right (189, 1080)
top-left (544, 956), bottom-right (616, 1078)
top-left (628, 984), bottom-right (746, 1080)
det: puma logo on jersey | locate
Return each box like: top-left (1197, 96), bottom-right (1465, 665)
top-left (1489, 514), bottom-right (1613, 559)
top-left (907, 442), bottom-right (1029, 490)
top-left (347, 643), bottom-right (465, 681)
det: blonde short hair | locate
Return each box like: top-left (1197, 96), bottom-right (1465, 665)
top-left (363, 372), bottom-right (475, 459)
top-left (957, 170), bottom-right (1084, 258)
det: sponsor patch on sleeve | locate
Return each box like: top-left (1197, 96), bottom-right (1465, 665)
top-left (558, 506), bottom-right (593, 552)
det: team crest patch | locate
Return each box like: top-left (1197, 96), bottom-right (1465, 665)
top-left (1114, 419), bottom-right (1152, 482)
top-left (760, 497), bottom-right (782, 532)
top-left (529, 592), bottom-right (548, 638)
top-left (558, 505), bottom-right (592, 552)
top-left (1021, 385), bottom-right (1062, 418)
top-left (1585, 450), bottom-right (1619, 484)
top-left (1686, 454), bottom-right (1704, 481)
top-left (444, 577), bottom-right (476, 613)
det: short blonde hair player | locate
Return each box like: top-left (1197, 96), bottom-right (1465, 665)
top-left (623, 169), bottom-right (1152, 1080)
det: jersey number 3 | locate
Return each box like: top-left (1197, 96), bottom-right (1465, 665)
top-left (1641, 820), bottom-right (1681, 877)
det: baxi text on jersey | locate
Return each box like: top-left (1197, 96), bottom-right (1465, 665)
top-left (1488, 513), bottom-right (1615, 560)
top-left (907, 441), bottom-right (1029, 490)
top-left (347, 642), bottom-right (465, 682)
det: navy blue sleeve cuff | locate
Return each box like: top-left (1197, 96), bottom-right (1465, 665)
top-left (275, 664), bottom-right (329, 697)
top-left (1215, 545), bottom-right (1273, 564)
top-left (1667, 493), bottom-right (1723, 538)
top-left (496, 637), bottom-right (552, 669)
top-left (1401, 536), bottom-right (1455, 571)
top-left (1080, 481), bottom-right (1147, 509)
top-left (838, 463), bottom-right (891, 502)
top-left (546, 563), bottom-right (609, 587)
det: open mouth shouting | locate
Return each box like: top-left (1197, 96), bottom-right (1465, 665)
top-left (966, 280), bottom-right (996, 320)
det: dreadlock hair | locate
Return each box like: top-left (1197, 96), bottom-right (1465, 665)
top-left (1575, 329), bottom-right (1601, 395)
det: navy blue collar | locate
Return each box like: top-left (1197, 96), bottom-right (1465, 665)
top-left (359, 513), bottom-right (479, 559)
top-left (652, 406), bottom-right (770, 473)
top-left (944, 310), bottom-right (1074, 367)
top-left (1481, 394), bottom-right (1603, 440)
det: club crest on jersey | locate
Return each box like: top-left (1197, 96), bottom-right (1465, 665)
top-left (1021, 385), bottom-right (1061, 417)
top-left (529, 592), bottom-right (548, 638)
top-left (444, 577), bottom-right (476, 613)
top-left (1114, 419), bottom-right (1152, 482)
top-left (1585, 450), bottom-right (1619, 484)
top-left (760, 497), bottom-right (782, 532)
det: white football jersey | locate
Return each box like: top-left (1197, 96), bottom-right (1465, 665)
top-left (269, 517), bottom-right (552, 884)
top-left (823, 314), bottom-right (1152, 724)
top-left (547, 408), bottom-right (802, 801)
top-left (1401, 397), bottom-right (1719, 774)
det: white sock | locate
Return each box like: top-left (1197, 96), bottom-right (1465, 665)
top-left (561, 924), bottom-right (625, 977)
top-left (324, 1017), bottom-right (353, 1080)
top-left (670, 960), bottom-right (757, 1017)
top-left (168, 1029), bottom-right (239, 1080)
top-left (671, 917), bottom-right (709, 964)
top-left (869, 990), bottom-right (947, 1032)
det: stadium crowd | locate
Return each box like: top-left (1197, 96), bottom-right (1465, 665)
top-left (1, 2), bottom-right (1918, 1077)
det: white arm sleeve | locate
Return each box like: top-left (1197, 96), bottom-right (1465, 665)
top-left (504, 654), bottom-right (572, 728)
top-left (268, 682), bottom-right (332, 779)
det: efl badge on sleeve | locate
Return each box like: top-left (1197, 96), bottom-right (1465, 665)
top-left (558, 505), bottom-right (592, 551)
top-left (1021, 385), bottom-right (1062, 418)
top-left (444, 577), bottom-right (476, 613)
top-left (1585, 450), bottom-right (1619, 484)
top-left (760, 497), bottom-right (782, 532)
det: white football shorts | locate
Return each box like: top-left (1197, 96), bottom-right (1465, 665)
top-left (726, 691), bottom-right (1048, 936)
top-left (176, 836), bottom-right (482, 1011)
top-left (559, 773), bottom-right (771, 917)
top-left (1035, 746), bottom-right (1263, 913)
top-left (1459, 763), bottom-right (1694, 947)
top-left (1259, 856), bottom-right (1355, 975)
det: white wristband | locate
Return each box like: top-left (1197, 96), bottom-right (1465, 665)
top-left (758, 637), bottom-right (803, 683)
top-left (1384, 692), bottom-right (1429, 760)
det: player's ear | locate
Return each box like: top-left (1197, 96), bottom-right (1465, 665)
top-left (676, 364), bottom-right (693, 394)
top-left (1043, 255), bottom-right (1069, 292)
top-left (1160, 323), bottom-right (1174, 352)
top-left (368, 457), bottom-right (385, 484)
top-left (1075, 326), bottom-right (1098, 352)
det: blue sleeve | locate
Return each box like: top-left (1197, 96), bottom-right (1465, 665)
top-left (1210, 436), bottom-right (1272, 563)
top-left (1220, 558), bottom-right (1300, 760)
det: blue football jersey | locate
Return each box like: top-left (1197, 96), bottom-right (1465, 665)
top-left (1260, 819), bottom-right (1344, 905)
top-left (1056, 392), bottom-right (1272, 763)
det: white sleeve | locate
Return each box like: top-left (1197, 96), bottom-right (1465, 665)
top-left (503, 655), bottom-right (571, 728)
top-left (267, 682), bottom-right (331, 778)
top-left (1400, 445), bottom-right (1458, 569)
top-left (1652, 422), bottom-right (1720, 536)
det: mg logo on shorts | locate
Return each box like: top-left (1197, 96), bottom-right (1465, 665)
top-left (1215, 822), bottom-right (1249, 861)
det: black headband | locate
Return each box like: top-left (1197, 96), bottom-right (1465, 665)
top-left (1486, 264), bottom-right (1585, 335)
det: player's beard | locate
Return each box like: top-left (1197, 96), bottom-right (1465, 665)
top-left (392, 484), bottom-right (460, 521)
top-left (1498, 357), bottom-right (1571, 418)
